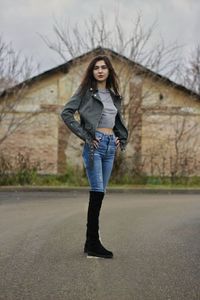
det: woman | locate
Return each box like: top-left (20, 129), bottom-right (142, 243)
top-left (61, 55), bottom-right (128, 259)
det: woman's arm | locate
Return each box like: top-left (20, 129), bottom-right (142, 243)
top-left (61, 92), bottom-right (92, 143)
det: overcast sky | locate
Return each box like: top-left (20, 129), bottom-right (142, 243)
top-left (1, 0), bottom-right (200, 77)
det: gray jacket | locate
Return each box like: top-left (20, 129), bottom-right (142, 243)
top-left (61, 87), bottom-right (128, 151)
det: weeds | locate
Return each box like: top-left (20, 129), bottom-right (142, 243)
top-left (0, 152), bottom-right (40, 185)
top-left (0, 152), bottom-right (200, 187)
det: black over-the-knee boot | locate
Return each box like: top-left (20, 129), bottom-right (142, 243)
top-left (84, 191), bottom-right (113, 258)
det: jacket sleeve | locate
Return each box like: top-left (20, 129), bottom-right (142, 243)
top-left (60, 92), bottom-right (92, 143)
top-left (114, 126), bottom-right (128, 151)
top-left (113, 106), bottom-right (128, 151)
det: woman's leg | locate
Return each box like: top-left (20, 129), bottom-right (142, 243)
top-left (102, 136), bottom-right (116, 192)
top-left (82, 142), bottom-right (113, 258)
top-left (82, 143), bottom-right (104, 192)
top-left (82, 134), bottom-right (116, 193)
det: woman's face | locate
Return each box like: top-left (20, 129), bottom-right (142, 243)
top-left (93, 60), bottom-right (109, 83)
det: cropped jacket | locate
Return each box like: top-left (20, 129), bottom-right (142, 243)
top-left (61, 87), bottom-right (128, 151)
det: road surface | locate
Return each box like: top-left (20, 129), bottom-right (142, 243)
top-left (0, 191), bottom-right (199, 300)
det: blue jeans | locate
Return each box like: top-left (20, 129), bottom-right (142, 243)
top-left (82, 131), bottom-right (116, 192)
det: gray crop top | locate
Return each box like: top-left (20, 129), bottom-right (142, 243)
top-left (97, 89), bottom-right (117, 128)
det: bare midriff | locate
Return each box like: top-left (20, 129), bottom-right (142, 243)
top-left (96, 127), bottom-right (114, 134)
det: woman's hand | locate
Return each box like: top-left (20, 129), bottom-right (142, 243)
top-left (115, 137), bottom-right (120, 149)
top-left (92, 138), bottom-right (101, 149)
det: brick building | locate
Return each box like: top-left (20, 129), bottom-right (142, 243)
top-left (0, 48), bottom-right (200, 176)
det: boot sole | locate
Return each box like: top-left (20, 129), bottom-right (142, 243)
top-left (87, 252), bottom-right (113, 259)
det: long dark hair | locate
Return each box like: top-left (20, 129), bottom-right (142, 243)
top-left (78, 55), bottom-right (119, 96)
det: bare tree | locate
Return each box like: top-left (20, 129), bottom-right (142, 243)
top-left (43, 11), bottom-right (197, 178)
top-left (41, 11), bottom-right (180, 78)
top-left (143, 115), bottom-right (200, 179)
top-left (41, 12), bottom-right (181, 128)
top-left (180, 45), bottom-right (200, 95)
top-left (169, 115), bottom-right (200, 179)
top-left (0, 36), bottom-right (39, 145)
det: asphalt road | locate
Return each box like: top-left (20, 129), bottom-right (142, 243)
top-left (0, 191), bottom-right (199, 300)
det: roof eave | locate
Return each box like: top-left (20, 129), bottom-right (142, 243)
top-left (1, 46), bottom-right (200, 100)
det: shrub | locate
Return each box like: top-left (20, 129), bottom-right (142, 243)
top-left (0, 152), bottom-right (40, 185)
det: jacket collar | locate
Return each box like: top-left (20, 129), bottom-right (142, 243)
top-left (89, 87), bottom-right (122, 100)
top-left (89, 87), bottom-right (98, 93)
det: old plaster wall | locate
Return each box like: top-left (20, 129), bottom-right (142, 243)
top-left (1, 51), bottom-right (200, 176)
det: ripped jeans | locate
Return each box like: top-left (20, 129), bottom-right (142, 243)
top-left (82, 131), bottom-right (116, 192)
